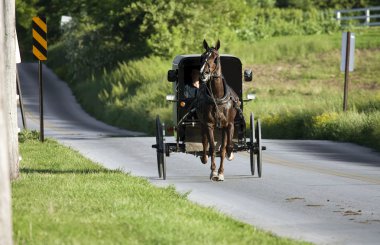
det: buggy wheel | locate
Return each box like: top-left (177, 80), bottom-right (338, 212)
top-left (161, 132), bottom-right (167, 180)
top-left (155, 116), bottom-right (163, 178)
top-left (158, 151), bottom-right (167, 180)
top-left (155, 116), bottom-right (166, 179)
top-left (256, 119), bottom-right (262, 178)
top-left (249, 112), bottom-right (255, 175)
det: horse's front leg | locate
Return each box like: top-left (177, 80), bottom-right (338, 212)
top-left (207, 125), bottom-right (218, 181)
top-left (226, 122), bottom-right (235, 161)
top-left (218, 128), bottom-right (227, 181)
top-left (200, 125), bottom-right (208, 164)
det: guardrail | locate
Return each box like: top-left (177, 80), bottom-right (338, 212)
top-left (335, 6), bottom-right (380, 26)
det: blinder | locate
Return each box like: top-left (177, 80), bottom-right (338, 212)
top-left (200, 48), bottom-right (220, 82)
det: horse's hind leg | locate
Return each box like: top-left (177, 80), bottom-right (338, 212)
top-left (200, 126), bottom-right (208, 164)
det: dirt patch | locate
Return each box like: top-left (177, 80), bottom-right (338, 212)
top-left (343, 210), bottom-right (362, 216)
top-left (286, 197), bottom-right (305, 202)
top-left (357, 219), bottom-right (380, 224)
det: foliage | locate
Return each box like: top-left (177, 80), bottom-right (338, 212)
top-left (69, 56), bottom-right (171, 134)
top-left (16, 0), bottom-right (380, 59)
top-left (236, 8), bottom-right (339, 41)
top-left (16, 0), bottom-right (40, 59)
top-left (58, 0), bottom-right (249, 60)
top-left (246, 0), bottom-right (277, 8)
top-left (18, 130), bottom-right (40, 143)
top-left (16, 0), bottom-right (40, 29)
top-left (49, 27), bottom-right (380, 141)
top-left (276, 0), bottom-right (380, 10)
top-left (17, 0), bottom-right (346, 61)
top-left (241, 29), bottom-right (380, 151)
top-left (261, 111), bottom-right (380, 151)
top-left (60, 17), bottom-right (125, 83)
top-left (48, 1), bottom-right (344, 122)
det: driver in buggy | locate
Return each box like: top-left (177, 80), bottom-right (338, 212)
top-left (184, 69), bottom-right (200, 98)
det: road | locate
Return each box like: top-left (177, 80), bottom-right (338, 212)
top-left (17, 63), bottom-right (380, 244)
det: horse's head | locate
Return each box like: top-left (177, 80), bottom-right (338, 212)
top-left (200, 39), bottom-right (221, 83)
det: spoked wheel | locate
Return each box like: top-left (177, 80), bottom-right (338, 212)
top-left (155, 116), bottom-right (166, 180)
top-left (256, 119), bottom-right (262, 178)
top-left (249, 112), bottom-right (255, 175)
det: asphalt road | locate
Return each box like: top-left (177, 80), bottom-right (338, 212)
top-left (18, 63), bottom-right (380, 244)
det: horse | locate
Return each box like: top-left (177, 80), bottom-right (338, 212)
top-left (196, 39), bottom-right (240, 181)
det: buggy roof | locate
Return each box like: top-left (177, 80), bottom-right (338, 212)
top-left (172, 54), bottom-right (241, 70)
top-left (171, 54), bottom-right (244, 105)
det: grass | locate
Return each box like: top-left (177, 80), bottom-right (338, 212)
top-left (242, 30), bottom-right (380, 150)
top-left (48, 27), bottom-right (380, 150)
top-left (244, 48), bottom-right (380, 115)
top-left (230, 27), bottom-right (380, 65)
top-left (13, 131), bottom-right (307, 245)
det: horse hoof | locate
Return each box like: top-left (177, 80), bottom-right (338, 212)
top-left (210, 171), bottom-right (218, 181)
top-left (201, 156), bottom-right (208, 164)
top-left (227, 152), bottom-right (234, 161)
top-left (218, 174), bottom-right (224, 181)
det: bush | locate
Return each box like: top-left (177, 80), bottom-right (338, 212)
top-left (18, 130), bottom-right (40, 143)
top-left (262, 111), bottom-right (380, 151)
top-left (71, 56), bottom-right (172, 134)
top-left (236, 8), bottom-right (339, 41)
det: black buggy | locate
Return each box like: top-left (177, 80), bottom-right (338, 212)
top-left (152, 54), bottom-right (265, 180)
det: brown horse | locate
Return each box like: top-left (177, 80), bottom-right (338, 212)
top-left (196, 39), bottom-right (240, 181)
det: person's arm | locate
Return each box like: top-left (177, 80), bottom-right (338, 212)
top-left (184, 85), bottom-right (190, 98)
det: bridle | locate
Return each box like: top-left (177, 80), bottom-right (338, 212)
top-left (199, 48), bottom-right (224, 127)
top-left (200, 48), bottom-right (221, 83)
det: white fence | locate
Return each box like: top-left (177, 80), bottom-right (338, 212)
top-left (336, 6), bottom-right (380, 26)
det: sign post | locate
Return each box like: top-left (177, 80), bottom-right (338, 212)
top-left (340, 32), bottom-right (355, 111)
top-left (32, 16), bottom-right (47, 142)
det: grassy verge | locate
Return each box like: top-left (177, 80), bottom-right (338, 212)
top-left (243, 29), bottom-right (380, 151)
top-left (13, 131), bottom-right (307, 244)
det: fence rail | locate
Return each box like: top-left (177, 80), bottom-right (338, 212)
top-left (336, 6), bottom-right (380, 27)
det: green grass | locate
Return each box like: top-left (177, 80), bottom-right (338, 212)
top-left (231, 27), bottom-right (380, 64)
top-left (241, 30), bottom-right (380, 150)
top-left (245, 48), bottom-right (380, 115)
top-left (13, 131), bottom-right (307, 245)
top-left (48, 27), bottom-right (380, 150)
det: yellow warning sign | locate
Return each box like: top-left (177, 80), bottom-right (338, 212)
top-left (32, 16), bottom-right (47, 61)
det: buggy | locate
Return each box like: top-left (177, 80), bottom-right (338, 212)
top-left (152, 54), bottom-right (265, 180)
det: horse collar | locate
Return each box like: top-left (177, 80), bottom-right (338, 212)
top-left (203, 77), bottom-right (231, 105)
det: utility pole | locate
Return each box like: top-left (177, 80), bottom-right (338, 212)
top-left (4, 0), bottom-right (19, 179)
top-left (0, 0), bottom-right (15, 243)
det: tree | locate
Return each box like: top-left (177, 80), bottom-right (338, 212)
top-left (16, 0), bottom-right (39, 59)
top-left (276, 0), bottom-right (377, 9)
top-left (0, 0), bottom-right (14, 243)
